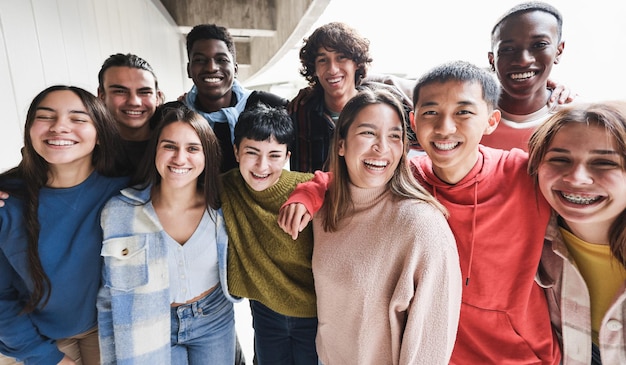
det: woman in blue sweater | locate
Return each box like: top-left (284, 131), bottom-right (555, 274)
top-left (0, 85), bottom-right (129, 364)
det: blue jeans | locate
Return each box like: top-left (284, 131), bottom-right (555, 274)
top-left (250, 300), bottom-right (318, 365)
top-left (170, 286), bottom-right (235, 365)
top-left (591, 342), bottom-right (602, 365)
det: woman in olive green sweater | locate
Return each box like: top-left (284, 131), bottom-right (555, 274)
top-left (219, 103), bottom-right (318, 365)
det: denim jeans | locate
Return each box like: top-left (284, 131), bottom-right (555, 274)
top-left (591, 342), bottom-right (602, 365)
top-left (170, 286), bottom-right (235, 365)
top-left (250, 300), bottom-right (318, 365)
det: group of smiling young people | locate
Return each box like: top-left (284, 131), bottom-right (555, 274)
top-left (0, 1), bottom-right (624, 365)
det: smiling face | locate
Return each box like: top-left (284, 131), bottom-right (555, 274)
top-left (187, 38), bottom-right (237, 111)
top-left (411, 80), bottom-right (500, 184)
top-left (538, 122), bottom-right (626, 241)
top-left (29, 90), bottom-right (98, 175)
top-left (489, 11), bottom-right (564, 108)
top-left (339, 103), bottom-right (404, 189)
top-left (98, 66), bottom-right (160, 141)
top-left (155, 121), bottom-right (205, 190)
top-left (314, 47), bottom-right (359, 110)
top-left (234, 137), bottom-right (289, 191)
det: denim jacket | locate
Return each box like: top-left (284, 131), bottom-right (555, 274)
top-left (537, 214), bottom-right (626, 365)
top-left (96, 185), bottom-right (239, 364)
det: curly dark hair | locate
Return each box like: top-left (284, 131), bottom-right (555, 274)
top-left (298, 22), bottom-right (372, 88)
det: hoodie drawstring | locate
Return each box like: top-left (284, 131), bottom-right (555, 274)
top-left (465, 181), bottom-right (478, 286)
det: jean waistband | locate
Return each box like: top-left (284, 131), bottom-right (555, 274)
top-left (171, 285), bottom-right (224, 317)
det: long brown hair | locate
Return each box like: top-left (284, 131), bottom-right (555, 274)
top-left (528, 101), bottom-right (626, 268)
top-left (321, 88), bottom-right (445, 232)
top-left (0, 85), bottom-right (125, 312)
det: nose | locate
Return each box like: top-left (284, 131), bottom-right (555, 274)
top-left (49, 116), bottom-right (71, 133)
top-left (172, 149), bottom-right (187, 164)
top-left (257, 154), bottom-right (269, 168)
top-left (513, 49), bottom-right (534, 67)
top-left (328, 59), bottom-right (339, 74)
top-left (562, 163), bottom-right (593, 185)
top-left (434, 115), bottom-right (456, 135)
top-left (373, 137), bottom-right (389, 153)
top-left (127, 91), bottom-right (141, 106)
top-left (205, 58), bottom-right (218, 72)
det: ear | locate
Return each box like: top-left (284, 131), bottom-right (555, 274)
top-left (487, 52), bottom-right (496, 72)
top-left (283, 150), bottom-right (291, 168)
top-left (554, 41), bottom-right (565, 64)
top-left (186, 62), bottom-right (191, 79)
top-left (156, 90), bottom-right (165, 106)
top-left (97, 88), bottom-right (105, 101)
top-left (409, 111), bottom-right (417, 134)
top-left (234, 63), bottom-right (239, 78)
top-left (233, 144), bottom-right (240, 163)
top-left (483, 109), bottom-right (501, 135)
top-left (338, 139), bottom-right (346, 157)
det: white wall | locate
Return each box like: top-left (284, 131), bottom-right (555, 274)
top-left (0, 0), bottom-right (190, 172)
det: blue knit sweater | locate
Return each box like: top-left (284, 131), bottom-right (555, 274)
top-left (0, 172), bottom-right (128, 364)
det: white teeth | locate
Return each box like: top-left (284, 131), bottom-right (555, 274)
top-left (364, 160), bottom-right (388, 171)
top-left (124, 110), bottom-right (143, 115)
top-left (327, 77), bottom-right (341, 84)
top-left (170, 167), bottom-right (190, 174)
top-left (47, 140), bottom-right (75, 146)
top-left (560, 192), bottom-right (601, 205)
top-left (203, 77), bottom-right (221, 83)
top-left (433, 141), bottom-right (458, 151)
top-left (510, 71), bottom-right (536, 80)
top-left (252, 172), bottom-right (269, 178)
top-left (364, 160), bottom-right (388, 167)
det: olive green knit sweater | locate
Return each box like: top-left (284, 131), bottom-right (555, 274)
top-left (220, 169), bottom-right (316, 317)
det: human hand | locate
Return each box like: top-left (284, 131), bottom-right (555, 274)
top-left (547, 79), bottom-right (578, 105)
top-left (0, 191), bottom-right (8, 207)
top-left (57, 355), bottom-right (76, 365)
top-left (287, 87), bottom-right (314, 114)
top-left (177, 93), bottom-right (187, 102)
top-left (278, 203), bottom-right (312, 240)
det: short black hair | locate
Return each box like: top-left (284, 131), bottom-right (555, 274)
top-left (413, 60), bottom-right (501, 110)
top-left (186, 24), bottom-right (236, 63)
top-left (491, 1), bottom-right (563, 46)
top-left (234, 104), bottom-right (294, 151)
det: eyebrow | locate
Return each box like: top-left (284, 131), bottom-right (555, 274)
top-left (355, 122), bottom-right (403, 131)
top-left (242, 145), bottom-right (284, 154)
top-left (36, 106), bottom-right (89, 115)
top-left (548, 147), bottom-right (619, 156)
top-left (419, 100), bottom-right (476, 107)
top-left (159, 139), bottom-right (201, 146)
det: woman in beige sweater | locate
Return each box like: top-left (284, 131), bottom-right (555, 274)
top-left (312, 88), bottom-right (462, 364)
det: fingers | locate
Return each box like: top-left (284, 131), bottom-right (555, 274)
top-left (0, 191), bottom-right (8, 208)
top-left (278, 203), bottom-right (311, 240)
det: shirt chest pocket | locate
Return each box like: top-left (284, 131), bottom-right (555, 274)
top-left (101, 236), bottom-right (150, 291)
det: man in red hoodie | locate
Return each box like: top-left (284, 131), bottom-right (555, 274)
top-left (279, 60), bottom-right (561, 364)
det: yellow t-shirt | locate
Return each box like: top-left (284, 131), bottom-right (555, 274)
top-left (560, 228), bottom-right (626, 344)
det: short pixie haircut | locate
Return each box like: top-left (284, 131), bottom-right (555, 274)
top-left (234, 103), bottom-right (294, 151)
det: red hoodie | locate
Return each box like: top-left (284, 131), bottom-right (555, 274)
top-left (285, 145), bottom-right (561, 364)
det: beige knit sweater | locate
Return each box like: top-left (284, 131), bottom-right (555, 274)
top-left (312, 184), bottom-right (462, 365)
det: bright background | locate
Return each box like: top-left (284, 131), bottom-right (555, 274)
top-left (248, 0), bottom-right (626, 103)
